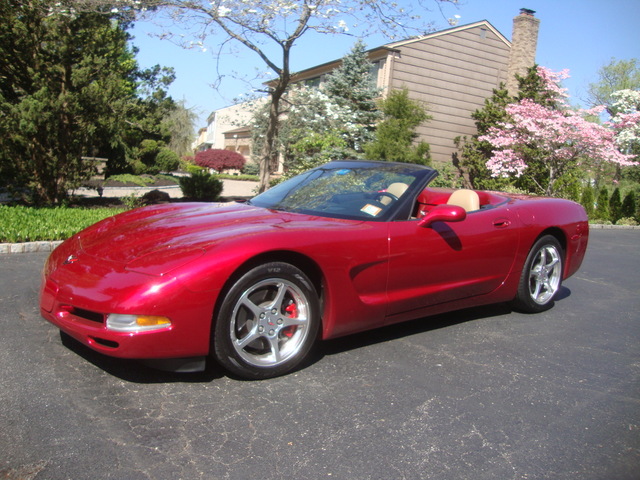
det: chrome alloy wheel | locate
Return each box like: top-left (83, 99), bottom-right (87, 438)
top-left (230, 278), bottom-right (310, 368)
top-left (527, 244), bottom-right (562, 305)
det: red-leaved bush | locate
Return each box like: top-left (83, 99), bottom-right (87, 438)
top-left (194, 149), bottom-right (246, 172)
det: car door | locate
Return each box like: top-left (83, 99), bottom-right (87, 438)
top-left (384, 206), bottom-right (519, 317)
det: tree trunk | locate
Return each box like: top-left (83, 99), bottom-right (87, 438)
top-left (257, 78), bottom-right (288, 193)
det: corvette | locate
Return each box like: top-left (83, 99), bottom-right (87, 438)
top-left (40, 160), bottom-right (589, 379)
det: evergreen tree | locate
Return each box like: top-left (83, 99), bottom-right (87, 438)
top-left (0, 1), bottom-right (176, 204)
top-left (516, 66), bottom-right (560, 108)
top-left (609, 187), bottom-right (623, 223)
top-left (165, 101), bottom-right (199, 157)
top-left (580, 185), bottom-right (595, 218)
top-left (364, 88), bottom-right (432, 165)
top-left (323, 40), bottom-right (381, 151)
top-left (252, 41), bottom-right (381, 179)
top-left (595, 187), bottom-right (610, 221)
top-left (453, 85), bottom-right (513, 189)
top-left (621, 190), bottom-right (637, 220)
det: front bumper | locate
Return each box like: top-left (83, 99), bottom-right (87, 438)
top-left (40, 252), bottom-right (215, 360)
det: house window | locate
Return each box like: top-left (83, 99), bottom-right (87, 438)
top-left (369, 60), bottom-right (382, 88)
top-left (304, 76), bottom-right (322, 88)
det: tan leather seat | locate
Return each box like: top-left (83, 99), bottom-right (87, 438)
top-left (379, 182), bottom-right (409, 205)
top-left (447, 189), bottom-right (480, 212)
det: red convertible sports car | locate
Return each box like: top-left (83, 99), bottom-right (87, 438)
top-left (40, 160), bottom-right (589, 379)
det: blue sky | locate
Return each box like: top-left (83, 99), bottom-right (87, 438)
top-left (131, 0), bottom-right (640, 127)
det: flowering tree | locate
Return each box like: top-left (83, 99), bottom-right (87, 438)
top-left (67, 0), bottom-right (460, 192)
top-left (607, 89), bottom-right (640, 155)
top-left (480, 67), bottom-right (637, 196)
top-left (253, 40), bottom-right (382, 179)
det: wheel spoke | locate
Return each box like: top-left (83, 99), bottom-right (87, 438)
top-left (281, 316), bottom-right (306, 328)
top-left (235, 329), bottom-right (261, 349)
top-left (530, 276), bottom-right (542, 300)
top-left (546, 255), bottom-right (559, 269)
top-left (266, 335), bottom-right (282, 363)
top-left (239, 296), bottom-right (263, 319)
top-left (268, 282), bottom-right (288, 312)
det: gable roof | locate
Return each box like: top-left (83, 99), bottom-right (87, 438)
top-left (288, 20), bottom-right (509, 83)
top-left (385, 20), bottom-right (510, 49)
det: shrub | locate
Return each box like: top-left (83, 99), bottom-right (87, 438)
top-left (589, 218), bottom-right (612, 225)
top-left (580, 185), bottom-right (595, 218)
top-left (594, 187), bottom-right (609, 221)
top-left (622, 191), bottom-right (637, 219)
top-left (0, 206), bottom-right (123, 242)
top-left (179, 171), bottom-right (223, 201)
top-left (183, 162), bottom-right (204, 175)
top-left (106, 174), bottom-right (155, 187)
top-left (138, 139), bottom-right (161, 174)
top-left (156, 148), bottom-right (180, 172)
top-left (616, 217), bottom-right (638, 226)
top-left (242, 163), bottom-right (260, 176)
top-left (609, 187), bottom-right (622, 224)
top-left (195, 149), bottom-right (246, 172)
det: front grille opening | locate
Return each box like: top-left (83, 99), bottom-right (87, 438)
top-left (72, 307), bottom-right (104, 324)
top-left (90, 337), bottom-right (119, 348)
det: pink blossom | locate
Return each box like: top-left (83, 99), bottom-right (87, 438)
top-left (480, 67), bottom-right (638, 195)
top-left (536, 66), bottom-right (570, 100)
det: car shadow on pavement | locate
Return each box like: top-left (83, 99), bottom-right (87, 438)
top-left (318, 286), bottom-right (572, 359)
top-left (319, 303), bottom-right (512, 358)
top-left (59, 332), bottom-right (226, 383)
top-left (57, 287), bottom-right (571, 382)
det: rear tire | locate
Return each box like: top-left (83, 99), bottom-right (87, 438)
top-left (213, 262), bottom-right (320, 379)
top-left (511, 235), bottom-right (564, 313)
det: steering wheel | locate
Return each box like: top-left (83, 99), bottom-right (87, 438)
top-left (374, 191), bottom-right (399, 204)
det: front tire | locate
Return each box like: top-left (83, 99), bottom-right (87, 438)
top-left (213, 262), bottom-right (320, 379)
top-left (511, 235), bottom-right (564, 313)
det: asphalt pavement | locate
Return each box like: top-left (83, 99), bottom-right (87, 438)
top-left (0, 229), bottom-right (638, 480)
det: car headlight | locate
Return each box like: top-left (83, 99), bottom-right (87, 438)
top-left (106, 314), bottom-right (172, 332)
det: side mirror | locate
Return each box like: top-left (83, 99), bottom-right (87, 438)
top-left (418, 205), bottom-right (467, 228)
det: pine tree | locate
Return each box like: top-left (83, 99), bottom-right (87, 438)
top-left (580, 185), bottom-right (595, 218)
top-left (454, 85), bottom-right (513, 189)
top-left (609, 187), bottom-right (623, 223)
top-left (364, 88), bottom-right (432, 165)
top-left (323, 40), bottom-right (381, 151)
top-left (0, 1), bottom-right (176, 204)
top-left (595, 187), bottom-right (610, 221)
top-left (456, 65), bottom-right (589, 196)
top-left (621, 190), bottom-right (637, 220)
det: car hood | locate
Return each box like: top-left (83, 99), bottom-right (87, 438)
top-left (76, 202), bottom-right (292, 272)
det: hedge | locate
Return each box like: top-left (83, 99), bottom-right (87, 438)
top-left (0, 206), bottom-right (123, 243)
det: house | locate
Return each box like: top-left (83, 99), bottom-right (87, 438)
top-left (193, 98), bottom-right (267, 156)
top-left (195, 9), bottom-right (539, 168)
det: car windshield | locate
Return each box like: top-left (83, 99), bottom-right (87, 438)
top-left (250, 161), bottom-right (434, 220)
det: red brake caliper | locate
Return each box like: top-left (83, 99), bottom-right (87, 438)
top-left (282, 302), bottom-right (298, 338)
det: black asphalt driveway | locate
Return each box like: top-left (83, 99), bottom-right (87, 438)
top-left (1, 229), bottom-right (638, 480)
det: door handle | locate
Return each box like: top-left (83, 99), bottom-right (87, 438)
top-left (493, 218), bottom-right (511, 228)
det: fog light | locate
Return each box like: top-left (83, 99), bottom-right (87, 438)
top-left (106, 314), bottom-right (171, 332)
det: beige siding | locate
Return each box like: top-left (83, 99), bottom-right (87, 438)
top-left (388, 25), bottom-right (510, 163)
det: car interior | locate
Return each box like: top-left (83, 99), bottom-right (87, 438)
top-left (413, 187), bottom-right (508, 219)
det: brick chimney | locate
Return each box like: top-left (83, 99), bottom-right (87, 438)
top-left (506, 8), bottom-right (540, 96)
